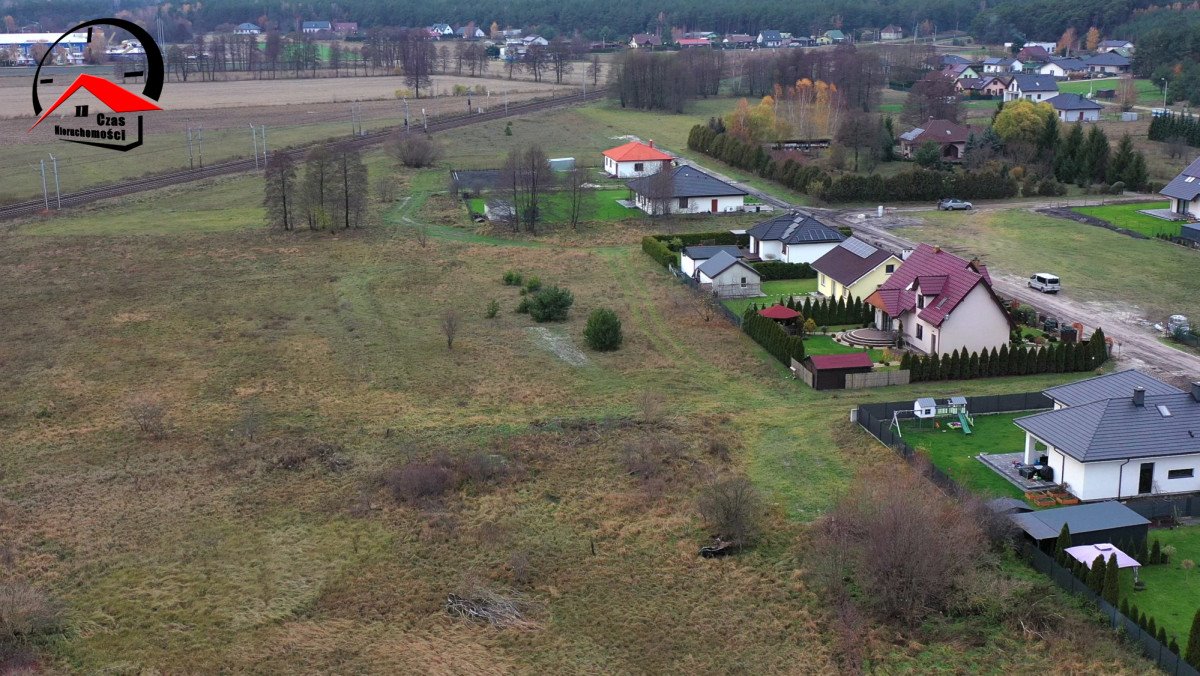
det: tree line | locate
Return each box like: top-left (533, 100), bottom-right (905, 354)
top-left (901, 329), bottom-right (1108, 382)
top-left (264, 144), bottom-right (369, 231)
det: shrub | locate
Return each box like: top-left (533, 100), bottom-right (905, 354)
top-left (583, 308), bottom-right (623, 351)
top-left (697, 475), bottom-right (763, 547)
top-left (1109, 180), bottom-right (1126, 195)
top-left (386, 461), bottom-right (456, 503)
top-left (524, 276), bottom-right (542, 293)
top-left (485, 299), bottom-right (500, 318)
top-left (388, 133), bottom-right (442, 168)
top-left (502, 270), bottom-right (523, 286)
top-left (515, 298), bottom-right (531, 314)
top-left (459, 453), bottom-right (510, 485)
top-left (641, 236), bottom-right (676, 268)
top-left (528, 286), bottom-right (574, 322)
top-left (127, 394), bottom-right (167, 439)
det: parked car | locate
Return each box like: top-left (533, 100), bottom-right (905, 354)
top-left (1028, 272), bottom-right (1061, 293)
top-left (937, 198), bottom-right (973, 211)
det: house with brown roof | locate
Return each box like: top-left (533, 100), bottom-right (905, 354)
top-left (880, 25), bottom-right (904, 41)
top-left (812, 238), bottom-right (901, 301)
top-left (629, 33), bottom-right (662, 49)
top-left (866, 244), bottom-right (1014, 356)
top-left (956, 76), bottom-right (1007, 98)
top-left (897, 119), bottom-right (971, 162)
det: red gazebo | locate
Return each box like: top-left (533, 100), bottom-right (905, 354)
top-left (758, 305), bottom-right (800, 321)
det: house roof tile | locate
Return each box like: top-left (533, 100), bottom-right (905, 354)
top-left (1016, 390), bottom-right (1200, 462)
top-left (602, 141), bottom-right (673, 162)
top-left (1042, 369), bottom-right (1184, 407)
top-left (627, 164), bottom-right (747, 199)
top-left (746, 212), bottom-right (845, 245)
top-left (808, 352), bottom-right (875, 370)
top-left (811, 238), bottom-right (896, 286)
top-left (1012, 74), bottom-right (1060, 92)
top-left (865, 244), bottom-right (1004, 327)
top-left (696, 250), bottom-right (756, 278)
top-left (1045, 93), bottom-right (1103, 111)
top-left (1161, 156), bottom-right (1200, 201)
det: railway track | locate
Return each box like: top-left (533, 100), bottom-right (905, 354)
top-left (0, 88), bottom-right (609, 222)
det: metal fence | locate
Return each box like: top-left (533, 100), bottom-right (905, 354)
top-left (1022, 543), bottom-right (1200, 676)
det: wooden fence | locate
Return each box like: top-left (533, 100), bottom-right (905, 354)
top-left (844, 369), bottom-right (911, 389)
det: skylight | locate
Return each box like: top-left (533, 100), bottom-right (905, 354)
top-left (1157, 404), bottom-right (1172, 417)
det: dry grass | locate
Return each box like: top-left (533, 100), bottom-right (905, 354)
top-left (0, 159), bottom-right (1159, 672)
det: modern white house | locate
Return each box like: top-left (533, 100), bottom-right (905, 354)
top-left (982, 57), bottom-right (1020, 74)
top-left (1085, 52), bottom-right (1132, 75)
top-left (301, 21), bottom-right (332, 33)
top-left (1045, 93), bottom-right (1103, 122)
top-left (865, 244), bottom-right (1013, 356)
top-left (1016, 372), bottom-right (1200, 502)
top-left (626, 165), bottom-right (747, 215)
top-left (601, 140), bottom-right (674, 178)
top-left (1036, 57), bottom-right (1086, 78)
top-left (880, 25), bottom-right (904, 41)
top-left (1005, 75), bottom-right (1060, 103)
top-left (1161, 156), bottom-right (1200, 219)
top-left (745, 212), bottom-right (846, 264)
top-left (1098, 39), bottom-right (1134, 53)
top-left (679, 245), bottom-right (743, 277)
top-left (694, 251), bottom-right (762, 298)
top-left (234, 23), bottom-right (263, 35)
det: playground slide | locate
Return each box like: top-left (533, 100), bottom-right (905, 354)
top-left (957, 411), bottom-right (973, 435)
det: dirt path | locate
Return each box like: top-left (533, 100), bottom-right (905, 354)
top-left (831, 209), bottom-right (1200, 383)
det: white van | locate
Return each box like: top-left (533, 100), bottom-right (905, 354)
top-left (1028, 273), bottom-right (1061, 293)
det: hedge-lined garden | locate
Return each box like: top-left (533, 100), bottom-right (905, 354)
top-left (642, 232), bottom-right (818, 281)
top-left (741, 308), bottom-right (805, 366)
top-left (750, 296), bottom-right (874, 328)
top-left (900, 328), bottom-right (1108, 382)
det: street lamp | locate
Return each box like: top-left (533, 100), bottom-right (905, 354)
top-left (1162, 78), bottom-right (1168, 112)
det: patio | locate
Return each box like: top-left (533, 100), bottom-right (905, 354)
top-left (1138, 208), bottom-right (1186, 222)
top-left (839, 327), bottom-right (897, 348)
top-left (978, 452), bottom-right (1059, 492)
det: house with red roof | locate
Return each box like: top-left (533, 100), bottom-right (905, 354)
top-left (602, 140), bottom-right (674, 178)
top-left (865, 244), bottom-right (1014, 356)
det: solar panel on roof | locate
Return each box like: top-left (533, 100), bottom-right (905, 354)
top-left (841, 238), bottom-right (876, 259)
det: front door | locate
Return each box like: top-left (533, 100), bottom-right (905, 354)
top-left (711, 199), bottom-right (719, 213)
top-left (1138, 462), bottom-right (1155, 494)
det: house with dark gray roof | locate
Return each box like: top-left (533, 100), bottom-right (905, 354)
top-left (694, 250), bottom-right (762, 298)
top-left (679, 245), bottom-right (744, 276)
top-left (626, 165), bottom-right (746, 215)
top-left (1161, 155), bottom-right (1200, 220)
top-left (746, 212), bottom-right (846, 264)
top-left (1015, 370), bottom-right (1200, 501)
top-left (756, 30), bottom-right (783, 48)
top-left (811, 238), bottom-right (901, 301)
top-left (1005, 75), bottom-right (1059, 103)
top-left (1085, 51), bottom-right (1132, 75)
top-left (1045, 93), bottom-right (1103, 122)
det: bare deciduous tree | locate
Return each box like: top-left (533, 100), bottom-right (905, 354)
top-left (388, 133), bottom-right (443, 168)
top-left (414, 224), bottom-right (430, 248)
top-left (399, 29), bottom-right (435, 98)
top-left (263, 153), bottom-right (296, 230)
top-left (697, 475), bottom-right (763, 547)
top-left (562, 166), bottom-right (593, 229)
top-left (127, 394), bottom-right (167, 439)
top-left (441, 309), bottom-right (460, 350)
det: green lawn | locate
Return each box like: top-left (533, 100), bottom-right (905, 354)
top-left (466, 188), bottom-right (633, 223)
top-left (721, 278), bottom-right (818, 316)
top-left (1058, 78), bottom-right (1163, 106)
top-left (1073, 201), bottom-right (1181, 238)
top-left (803, 335), bottom-right (883, 362)
top-left (1119, 526), bottom-right (1200, 648)
top-left (896, 208), bottom-right (1200, 324)
top-left (900, 412), bottom-right (1030, 500)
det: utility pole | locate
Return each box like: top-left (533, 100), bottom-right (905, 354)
top-left (49, 154), bottom-right (61, 209)
top-left (197, 126), bottom-right (203, 167)
top-left (260, 125), bottom-right (268, 161)
top-left (504, 89), bottom-right (508, 115)
top-left (402, 98), bottom-right (410, 129)
top-left (250, 123), bottom-right (259, 169)
top-left (37, 160), bottom-right (49, 210)
top-left (422, 107), bottom-right (427, 132)
top-left (186, 121), bottom-right (195, 169)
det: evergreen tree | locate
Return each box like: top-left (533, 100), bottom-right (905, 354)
top-left (1037, 110), bottom-right (1059, 157)
top-left (1090, 327), bottom-right (1108, 367)
top-left (1074, 340), bottom-right (1088, 371)
top-left (929, 353), bottom-right (941, 381)
top-left (1088, 555), bottom-right (1106, 592)
top-left (990, 347), bottom-right (1001, 377)
top-left (1107, 133), bottom-right (1136, 185)
top-left (1081, 126), bottom-right (1110, 184)
top-left (1152, 539), bottom-right (1163, 564)
top-left (1149, 616), bottom-right (1159, 640)
top-left (1124, 152), bottom-right (1149, 192)
top-left (1159, 626), bottom-right (1169, 646)
top-left (968, 351), bottom-right (980, 378)
top-left (1120, 598), bottom-right (1130, 617)
top-left (1171, 637), bottom-right (1181, 655)
top-left (1056, 123), bottom-right (1086, 183)
top-left (1103, 553), bottom-right (1120, 605)
top-left (1055, 523), bottom-right (1072, 564)
top-left (1188, 608), bottom-right (1200, 667)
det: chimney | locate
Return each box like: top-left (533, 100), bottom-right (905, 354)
top-left (1192, 382), bottom-right (1200, 402)
top-left (933, 246), bottom-right (942, 254)
top-left (648, 139), bottom-right (655, 148)
top-left (1133, 386), bottom-right (1145, 407)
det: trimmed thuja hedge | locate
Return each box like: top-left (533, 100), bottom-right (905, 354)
top-left (688, 124), bottom-right (1019, 203)
top-left (642, 236), bottom-right (676, 268)
top-left (900, 328), bottom-right (1109, 382)
top-left (753, 261), bottom-right (815, 280)
top-left (752, 296), bottom-right (873, 327)
top-left (742, 308), bottom-right (805, 365)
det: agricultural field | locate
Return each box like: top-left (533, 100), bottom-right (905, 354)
top-left (0, 137), bottom-right (1154, 671)
top-left (1073, 200), bottom-right (1181, 238)
top-left (0, 73), bottom-right (570, 203)
top-left (895, 208), bottom-right (1200, 323)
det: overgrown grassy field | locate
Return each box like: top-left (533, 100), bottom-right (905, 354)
top-left (1073, 200), bottom-right (1180, 237)
top-left (1058, 77), bottom-right (1162, 106)
top-left (1120, 526), bottom-right (1200, 647)
top-left (896, 208), bottom-right (1200, 322)
top-left (466, 189), bottom-right (632, 223)
top-left (900, 412), bottom-right (1030, 500)
top-left (0, 126), bottom-right (1155, 670)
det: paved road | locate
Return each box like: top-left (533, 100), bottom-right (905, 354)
top-left (826, 208), bottom-right (1200, 384)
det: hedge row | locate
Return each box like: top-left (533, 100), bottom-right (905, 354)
top-left (817, 167), bottom-right (1019, 203)
top-left (687, 125), bottom-right (831, 195)
top-left (742, 308), bottom-right (805, 365)
top-left (651, 231), bottom-right (746, 249)
top-left (755, 295), bottom-right (873, 327)
top-left (642, 236), bottom-right (676, 268)
top-left (752, 261), bottom-right (816, 281)
top-left (1148, 112), bottom-right (1200, 149)
top-left (901, 329), bottom-right (1108, 382)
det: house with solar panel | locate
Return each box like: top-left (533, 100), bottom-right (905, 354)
top-left (1161, 156), bottom-right (1200, 220)
top-left (1014, 371), bottom-right (1200, 501)
top-left (811, 238), bottom-right (901, 301)
top-left (865, 244), bottom-right (1013, 356)
top-left (745, 212), bottom-right (846, 264)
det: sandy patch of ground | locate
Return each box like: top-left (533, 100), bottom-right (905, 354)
top-left (526, 326), bottom-right (589, 367)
